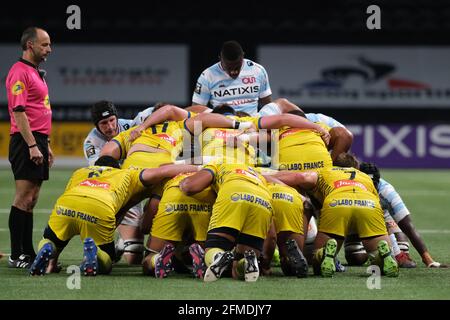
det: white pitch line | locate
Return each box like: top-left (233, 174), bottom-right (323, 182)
top-left (0, 189), bottom-right (63, 194)
top-left (399, 190), bottom-right (449, 196)
top-left (418, 229), bottom-right (450, 234)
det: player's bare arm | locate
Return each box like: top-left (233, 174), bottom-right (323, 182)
top-left (184, 112), bottom-right (254, 135)
top-left (259, 114), bottom-right (331, 146)
top-left (329, 127), bottom-right (353, 162)
top-left (129, 104), bottom-right (188, 141)
top-left (270, 171), bottom-right (319, 190)
top-left (186, 104), bottom-right (211, 113)
top-left (141, 164), bottom-right (199, 186)
top-left (179, 169), bottom-right (214, 196)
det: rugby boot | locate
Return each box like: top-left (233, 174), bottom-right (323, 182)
top-left (81, 238), bottom-right (98, 276)
top-left (320, 238), bottom-right (337, 277)
top-left (244, 250), bottom-right (259, 282)
top-left (286, 239), bottom-right (309, 278)
top-left (29, 244), bottom-right (53, 276)
top-left (9, 254), bottom-right (32, 269)
top-left (189, 243), bottom-right (206, 279)
top-left (395, 251), bottom-right (416, 268)
top-left (204, 251), bottom-right (234, 282)
top-left (154, 243), bottom-right (175, 279)
top-left (378, 240), bottom-right (399, 277)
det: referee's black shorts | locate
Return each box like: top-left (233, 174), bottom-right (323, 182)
top-left (9, 131), bottom-right (49, 181)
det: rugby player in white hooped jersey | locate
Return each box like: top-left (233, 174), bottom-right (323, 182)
top-left (83, 100), bottom-right (154, 265)
top-left (192, 40), bottom-right (281, 117)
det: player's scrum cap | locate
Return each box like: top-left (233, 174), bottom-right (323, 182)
top-left (91, 100), bottom-right (118, 125)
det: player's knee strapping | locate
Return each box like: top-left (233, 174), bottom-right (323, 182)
top-left (344, 241), bottom-right (368, 264)
top-left (122, 238), bottom-right (144, 255)
top-left (397, 241), bottom-right (410, 253)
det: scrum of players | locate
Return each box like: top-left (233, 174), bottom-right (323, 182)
top-left (29, 41), bottom-right (446, 281)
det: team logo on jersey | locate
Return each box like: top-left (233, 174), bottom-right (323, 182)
top-left (156, 133), bottom-right (177, 146)
top-left (194, 82), bottom-right (202, 94)
top-left (278, 163), bottom-right (303, 171)
top-left (235, 168), bottom-right (261, 182)
top-left (230, 193), bottom-right (240, 201)
top-left (334, 180), bottom-right (367, 190)
top-left (79, 179), bottom-right (110, 189)
top-left (165, 204), bottom-right (174, 213)
top-left (214, 129), bottom-right (239, 140)
top-left (11, 81), bottom-right (25, 95)
top-left (242, 76), bottom-right (256, 84)
top-left (43, 95), bottom-right (51, 109)
top-left (212, 85), bottom-right (260, 98)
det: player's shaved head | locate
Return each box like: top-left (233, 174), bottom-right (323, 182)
top-left (220, 41), bottom-right (244, 62)
top-left (220, 41), bottom-right (244, 79)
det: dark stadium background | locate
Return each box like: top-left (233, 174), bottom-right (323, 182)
top-left (1, 0), bottom-right (449, 167)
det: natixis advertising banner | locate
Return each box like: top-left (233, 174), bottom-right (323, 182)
top-left (0, 44), bottom-right (188, 105)
top-left (258, 46), bottom-right (450, 108)
top-left (347, 123), bottom-right (450, 168)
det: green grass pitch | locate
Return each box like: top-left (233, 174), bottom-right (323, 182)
top-left (1, 168), bottom-right (449, 300)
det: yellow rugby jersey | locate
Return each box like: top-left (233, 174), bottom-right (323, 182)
top-left (276, 122), bottom-right (329, 151)
top-left (311, 166), bottom-right (379, 204)
top-left (163, 172), bottom-right (216, 204)
top-left (63, 166), bottom-right (148, 214)
top-left (272, 122), bottom-right (332, 171)
top-left (200, 115), bottom-right (260, 165)
top-left (203, 160), bottom-right (267, 192)
top-left (113, 121), bottom-right (186, 160)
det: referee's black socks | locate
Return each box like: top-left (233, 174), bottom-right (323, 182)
top-left (9, 206), bottom-right (35, 260)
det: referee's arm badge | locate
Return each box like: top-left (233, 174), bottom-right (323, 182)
top-left (11, 81), bottom-right (26, 95)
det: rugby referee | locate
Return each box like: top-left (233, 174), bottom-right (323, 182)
top-left (6, 27), bottom-right (53, 268)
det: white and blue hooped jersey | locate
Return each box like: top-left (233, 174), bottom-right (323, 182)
top-left (83, 107), bottom-right (154, 165)
top-left (306, 113), bottom-right (346, 128)
top-left (378, 178), bottom-right (410, 223)
top-left (192, 59), bottom-right (272, 116)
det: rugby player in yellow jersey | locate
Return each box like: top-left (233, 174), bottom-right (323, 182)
top-left (124, 103), bottom-right (329, 166)
top-left (101, 105), bottom-right (256, 167)
top-left (263, 174), bottom-right (309, 278)
top-left (271, 157), bottom-right (399, 278)
top-left (180, 160), bottom-right (273, 282)
top-left (142, 172), bottom-right (216, 279)
top-left (100, 106), bottom-right (255, 231)
top-left (29, 156), bottom-right (199, 276)
top-left (270, 110), bottom-right (333, 172)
